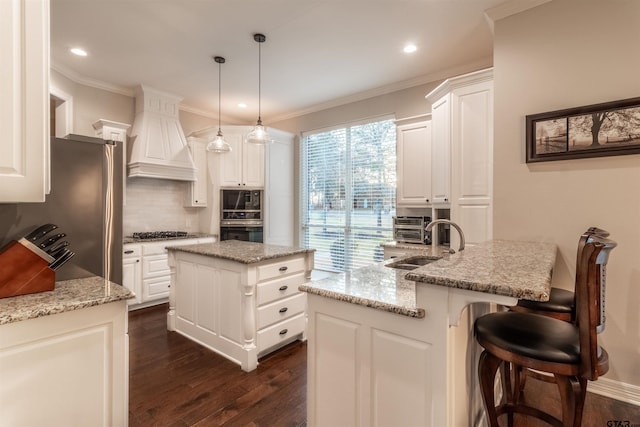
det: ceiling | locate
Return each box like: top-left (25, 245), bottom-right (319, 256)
top-left (50, 0), bottom-right (512, 124)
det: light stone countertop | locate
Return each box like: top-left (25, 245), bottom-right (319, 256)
top-left (123, 232), bottom-right (216, 244)
top-left (300, 246), bottom-right (448, 318)
top-left (405, 240), bottom-right (557, 301)
top-left (300, 240), bottom-right (557, 318)
top-left (166, 240), bottom-right (315, 264)
top-left (0, 276), bottom-right (134, 325)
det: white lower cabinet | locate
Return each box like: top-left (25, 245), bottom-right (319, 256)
top-left (122, 244), bottom-right (142, 305)
top-left (124, 237), bottom-right (214, 310)
top-left (167, 250), bottom-right (314, 371)
top-left (0, 301), bottom-right (129, 426)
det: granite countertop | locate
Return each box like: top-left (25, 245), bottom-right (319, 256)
top-left (405, 240), bottom-right (557, 301)
top-left (380, 241), bottom-right (452, 254)
top-left (300, 240), bottom-right (557, 318)
top-left (166, 240), bottom-right (315, 264)
top-left (123, 232), bottom-right (216, 244)
top-left (0, 276), bottom-right (134, 325)
top-left (300, 245), bottom-right (448, 318)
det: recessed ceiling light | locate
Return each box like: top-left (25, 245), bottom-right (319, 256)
top-left (403, 44), bottom-right (417, 54)
top-left (70, 48), bottom-right (88, 57)
top-left (238, 103), bottom-right (248, 108)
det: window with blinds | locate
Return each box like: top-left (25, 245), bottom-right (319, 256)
top-left (300, 117), bottom-right (396, 272)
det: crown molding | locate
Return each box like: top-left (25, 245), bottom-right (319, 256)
top-left (51, 56), bottom-right (493, 125)
top-left (267, 57), bottom-right (493, 123)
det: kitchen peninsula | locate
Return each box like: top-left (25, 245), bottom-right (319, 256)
top-left (300, 240), bottom-right (557, 427)
top-left (166, 240), bottom-right (314, 372)
top-left (0, 277), bottom-right (133, 426)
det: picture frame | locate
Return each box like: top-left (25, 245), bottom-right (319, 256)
top-left (526, 96), bottom-right (640, 163)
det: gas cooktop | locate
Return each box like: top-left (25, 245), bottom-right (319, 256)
top-left (130, 231), bottom-right (189, 240)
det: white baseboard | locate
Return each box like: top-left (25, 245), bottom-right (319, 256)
top-left (589, 377), bottom-right (640, 407)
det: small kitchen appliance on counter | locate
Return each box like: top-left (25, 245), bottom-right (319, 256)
top-left (393, 216), bottom-right (432, 245)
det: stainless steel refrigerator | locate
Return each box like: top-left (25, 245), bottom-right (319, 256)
top-left (0, 135), bottom-right (123, 283)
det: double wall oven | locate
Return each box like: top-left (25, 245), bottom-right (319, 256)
top-left (220, 189), bottom-right (263, 243)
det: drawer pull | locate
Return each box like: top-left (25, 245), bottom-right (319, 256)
top-left (124, 250), bottom-right (134, 254)
top-left (279, 285), bottom-right (288, 291)
top-left (279, 307), bottom-right (288, 313)
top-left (278, 266), bottom-right (288, 272)
top-left (279, 329), bottom-right (288, 336)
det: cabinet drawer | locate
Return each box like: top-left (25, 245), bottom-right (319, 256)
top-left (142, 253), bottom-right (169, 278)
top-left (257, 273), bottom-right (306, 306)
top-left (257, 257), bottom-right (305, 282)
top-left (257, 313), bottom-right (305, 353)
top-left (123, 245), bottom-right (141, 258)
top-left (257, 293), bottom-right (306, 330)
top-left (142, 276), bottom-right (170, 301)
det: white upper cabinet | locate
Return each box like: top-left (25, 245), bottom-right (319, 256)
top-left (430, 94), bottom-right (451, 204)
top-left (426, 68), bottom-right (494, 246)
top-left (217, 129), bottom-right (265, 188)
top-left (184, 137), bottom-right (208, 207)
top-left (396, 120), bottom-right (432, 207)
top-left (0, 0), bottom-right (50, 202)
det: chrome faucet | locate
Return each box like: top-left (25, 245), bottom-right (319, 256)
top-left (425, 219), bottom-right (465, 253)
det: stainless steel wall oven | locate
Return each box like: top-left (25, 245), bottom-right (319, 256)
top-left (220, 189), bottom-right (263, 243)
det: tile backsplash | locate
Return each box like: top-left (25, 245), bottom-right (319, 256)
top-left (123, 177), bottom-right (201, 236)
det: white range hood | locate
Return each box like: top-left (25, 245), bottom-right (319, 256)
top-left (128, 85), bottom-right (196, 181)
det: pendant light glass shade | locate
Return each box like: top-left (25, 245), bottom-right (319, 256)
top-left (246, 33), bottom-right (273, 145)
top-left (206, 56), bottom-right (232, 153)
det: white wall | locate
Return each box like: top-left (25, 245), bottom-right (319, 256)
top-left (493, 0), bottom-right (640, 387)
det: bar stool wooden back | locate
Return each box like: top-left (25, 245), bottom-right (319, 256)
top-left (474, 233), bottom-right (616, 427)
top-left (510, 227), bottom-right (609, 322)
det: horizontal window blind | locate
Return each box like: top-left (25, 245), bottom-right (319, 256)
top-left (301, 118), bottom-right (396, 272)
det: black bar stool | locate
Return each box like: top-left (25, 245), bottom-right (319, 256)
top-left (474, 233), bottom-right (616, 426)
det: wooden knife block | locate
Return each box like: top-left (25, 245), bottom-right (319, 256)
top-left (0, 240), bottom-right (55, 298)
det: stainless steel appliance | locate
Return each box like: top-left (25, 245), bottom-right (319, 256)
top-left (0, 135), bottom-right (123, 283)
top-left (393, 216), bottom-right (432, 245)
top-left (220, 189), bottom-right (263, 243)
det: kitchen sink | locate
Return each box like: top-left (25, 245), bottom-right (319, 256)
top-left (385, 256), bottom-right (438, 271)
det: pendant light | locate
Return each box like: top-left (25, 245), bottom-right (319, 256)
top-left (206, 56), bottom-right (232, 153)
top-left (246, 33), bottom-right (273, 145)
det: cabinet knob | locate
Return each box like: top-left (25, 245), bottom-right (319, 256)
top-left (279, 307), bottom-right (288, 313)
top-left (278, 266), bottom-right (288, 272)
top-left (279, 329), bottom-right (288, 336)
top-left (444, 198), bottom-right (448, 202)
top-left (279, 285), bottom-right (288, 291)
top-left (426, 199), bottom-right (430, 203)
top-left (136, 260), bottom-right (140, 263)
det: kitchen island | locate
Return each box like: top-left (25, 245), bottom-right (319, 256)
top-left (300, 239), bottom-right (557, 427)
top-left (166, 240), bottom-right (315, 372)
top-left (0, 276), bottom-right (134, 426)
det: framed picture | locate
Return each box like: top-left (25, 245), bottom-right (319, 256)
top-left (526, 96), bottom-right (640, 163)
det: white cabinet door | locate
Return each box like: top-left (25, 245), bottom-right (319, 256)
top-left (218, 130), bottom-right (265, 188)
top-left (218, 133), bottom-right (244, 187)
top-left (243, 140), bottom-right (265, 187)
top-left (264, 131), bottom-right (294, 245)
top-left (450, 79), bottom-right (493, 246)
top-left (397, 121), bottom-right (432, 207)
top-left (122, 256), bottom-right (142, 305)
top-left (430, 94), bottom-right (451, 205)
top-left (0, 0), bottom-right (50, 202)
top-left (185, 137), bottom-right (208, 207)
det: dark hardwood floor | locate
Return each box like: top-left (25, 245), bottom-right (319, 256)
top-left (129, 304), bottom-right (639, 426)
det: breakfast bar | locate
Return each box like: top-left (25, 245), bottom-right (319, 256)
top-left (301, 239), bottom-right (557, 427)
